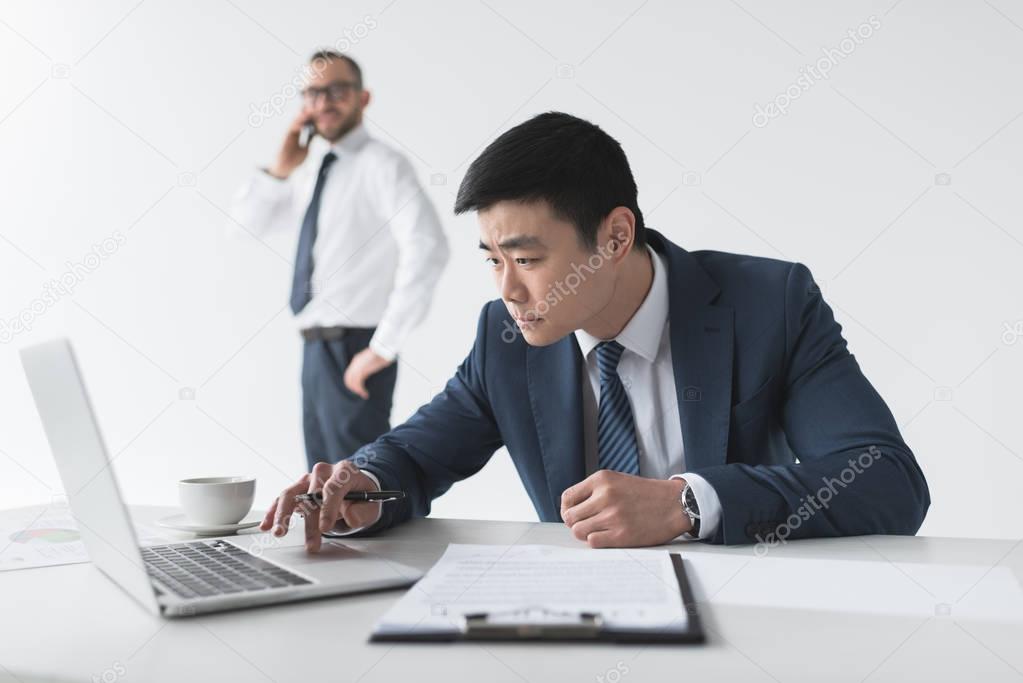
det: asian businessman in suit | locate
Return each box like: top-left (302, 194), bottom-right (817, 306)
top-left (261, 112), bottom-right (930, 550)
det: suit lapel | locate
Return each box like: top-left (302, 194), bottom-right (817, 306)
top-left (526, 336), bottom-right (585, 518)
top-left (652, 231), bottom-right (735, 472)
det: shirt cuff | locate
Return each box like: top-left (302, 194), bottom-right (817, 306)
top-left (669, 473), bottom-right (722, 541)
top-left (368, 336), bottom-right (398, 362)
top-left (251, 167), bottom-right (292, 196)
top-left (327, 470), bottom-right (384, 535)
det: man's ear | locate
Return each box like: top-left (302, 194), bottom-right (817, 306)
top-left (360, 89), bottom-right (372, 109)
top-left (602, 207), bottom-right (637, 260)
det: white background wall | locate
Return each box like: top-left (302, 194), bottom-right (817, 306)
top-left (1, 0), bottom-right (1020, 539)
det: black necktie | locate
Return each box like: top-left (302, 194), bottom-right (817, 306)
top-left (289, 151), bottom-right (338, 314)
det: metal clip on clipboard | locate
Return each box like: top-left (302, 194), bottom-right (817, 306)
top-left (462, 606), bottom-right (605, 639)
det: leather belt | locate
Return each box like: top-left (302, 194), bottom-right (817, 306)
top-left (300, 326), bottom-right (371, 341)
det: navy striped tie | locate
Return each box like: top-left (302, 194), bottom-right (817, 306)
top-left (596, 340), bottom-right (640, 475)
top-left (289, 151), bottom-right (337, 314)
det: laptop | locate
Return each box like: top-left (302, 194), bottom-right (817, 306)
top-left (19, 338), bottom-right (423, 617)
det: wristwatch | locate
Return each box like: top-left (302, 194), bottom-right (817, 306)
top-left (679, 483), bottom-right (701, 537)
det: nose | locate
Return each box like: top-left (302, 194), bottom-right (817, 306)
top-left (499, 266), bottom-right (528, 305)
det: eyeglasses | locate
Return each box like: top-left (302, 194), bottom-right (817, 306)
top-left (302, 81), bottom-right (360, 104)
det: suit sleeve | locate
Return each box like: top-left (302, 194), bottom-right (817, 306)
top-left (692, 263), bottom-right (931, 545)
top-left (340, 303), bottom-right (505, 535)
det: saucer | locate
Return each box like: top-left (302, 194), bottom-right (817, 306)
top-left (156, 513), bottom-right (262, 536)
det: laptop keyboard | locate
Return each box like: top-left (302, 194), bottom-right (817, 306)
top-left (141, 539), bottom-right (312, 599)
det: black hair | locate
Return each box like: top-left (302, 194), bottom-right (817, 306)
top-left (454, 112), bottom-right (645, 250)
top-left (309, 50), bottom-right (363, 89)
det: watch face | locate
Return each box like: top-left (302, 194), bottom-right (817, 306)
top-left (683, 486), bottom-right (700, 517)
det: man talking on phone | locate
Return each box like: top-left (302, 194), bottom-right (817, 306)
top-left (231, 51), bottom-right (449, 471)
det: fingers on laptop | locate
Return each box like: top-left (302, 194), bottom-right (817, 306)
top-left (300, 461), bottom-right (351, 551)
top-left (304, 503), bottom-right (324, 553)
top-left (259, 460), bottom-right (369, 543)
top-left (259, 472), bottom-right (310, 535)
top-left (318, 461), bottom-right (359, 532)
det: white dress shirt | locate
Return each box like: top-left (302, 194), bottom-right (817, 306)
top-left (574, 246), bottom-right (722, 540)
top-left (229, 123), bottom-right (449, 360)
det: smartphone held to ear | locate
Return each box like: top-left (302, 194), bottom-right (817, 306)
top-left (300, 121), bottom-right (315, 148)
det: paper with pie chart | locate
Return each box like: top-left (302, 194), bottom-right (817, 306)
top-left (0, 502), bottom-right (173, 572)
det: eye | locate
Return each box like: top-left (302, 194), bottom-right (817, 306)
top-left (514, 257), bottom-right (537, 266)
top-left (484, 256), bottom-right (500, 267)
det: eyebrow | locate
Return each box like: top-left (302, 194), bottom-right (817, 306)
top-left (478, 235), bottom-right (546, 251)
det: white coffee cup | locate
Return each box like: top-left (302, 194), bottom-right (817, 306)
top-left (178, 476), bottom-right (255, 526)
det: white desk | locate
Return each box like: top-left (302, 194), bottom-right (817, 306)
top-left (1, 504), bottom-right (1021, 683)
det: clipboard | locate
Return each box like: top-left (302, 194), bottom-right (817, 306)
top-left (370, 553), bottom-right (704, 644)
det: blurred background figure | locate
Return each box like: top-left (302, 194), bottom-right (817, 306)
top-left (230, 50), bottom-right (449, 471)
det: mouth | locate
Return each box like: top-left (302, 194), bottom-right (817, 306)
top-left (512, 315), bottom-right (545, 330)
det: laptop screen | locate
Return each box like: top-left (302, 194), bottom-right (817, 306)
top-left (20, 338), bottom-right (160, 615)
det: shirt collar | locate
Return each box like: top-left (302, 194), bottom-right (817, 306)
top-left (574, 245), bottom-right (669, 363)
top-left (327, 122), bottom-right (370, 156)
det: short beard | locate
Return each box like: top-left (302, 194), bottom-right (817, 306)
top-left (319, 107), bottom-right (361, 142)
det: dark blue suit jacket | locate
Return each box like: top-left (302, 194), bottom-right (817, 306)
top-left (355, 230), bottom-right (930, 544)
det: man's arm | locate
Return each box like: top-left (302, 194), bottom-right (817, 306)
top-left (366, 154), bottom-right (450, 361)
top-left (227, 111), bottom-right (312, 237)
top-left (227, 169), bottom-right (302, 238)
top-left (692, 263), bottom-right (931, 545)
top-left (341, 302), bottom-right (505, 536)
top-left (342, 154), bottom-right (450, 397)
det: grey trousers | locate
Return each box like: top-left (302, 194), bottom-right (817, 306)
top-left (301, 328), bottom-right (397, 471)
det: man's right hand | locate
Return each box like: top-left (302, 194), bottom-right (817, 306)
top-left (267, 110), bottom-right (313, 179)
top-left (258, 460), bottom-right (381, 553)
